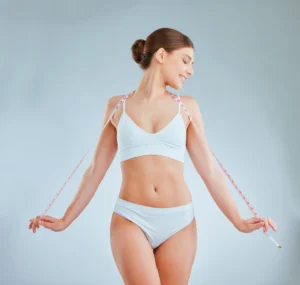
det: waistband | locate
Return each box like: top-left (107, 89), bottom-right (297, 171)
top-left (115, 197), bottom-right (194, 214)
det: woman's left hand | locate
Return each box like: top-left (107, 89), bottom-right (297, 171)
top-left (236, 217), bottom-right (277, 234)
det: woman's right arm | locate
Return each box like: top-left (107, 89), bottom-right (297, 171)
top-left (61, 96), bottom-right (120, 228)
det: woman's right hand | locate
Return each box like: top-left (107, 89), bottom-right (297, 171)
top-left (29, 215), bottom-right (67, 233)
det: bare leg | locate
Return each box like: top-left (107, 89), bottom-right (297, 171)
top-left (110, 212), bottom-right (161, 285)
top-left (154, 217), bottom-right (197, 285)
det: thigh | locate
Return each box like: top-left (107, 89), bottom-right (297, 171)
top-left (154, 217), bottom-right (197, 285)
top-left (110, 212), bottom-right (161, 285)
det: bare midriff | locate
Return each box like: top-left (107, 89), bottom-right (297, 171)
top-left (119, 155), bottom-right (192, 208)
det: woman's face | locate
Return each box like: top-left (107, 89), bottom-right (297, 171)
top-left (159, 47), bottom-right (195, 90)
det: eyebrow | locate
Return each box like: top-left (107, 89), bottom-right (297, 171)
top-left (184, 54), bottom-right (194, 64)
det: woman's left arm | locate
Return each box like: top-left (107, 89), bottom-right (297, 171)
top-left (183, 96), bottom-right (276, 233)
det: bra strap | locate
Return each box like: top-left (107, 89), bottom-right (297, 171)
top-left (177, 95), bottom-right (181, 113)
top-left (101, 91), bottom-right (132, 130)
top-left (169, 92), bottom-right (192, 121)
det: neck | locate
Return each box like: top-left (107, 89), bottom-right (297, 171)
top-left (133, 67), bottom-right (167, 103)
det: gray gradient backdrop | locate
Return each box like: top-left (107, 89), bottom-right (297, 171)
top-left (1, 1), bottom-right (299, 284)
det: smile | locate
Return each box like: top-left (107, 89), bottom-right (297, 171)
top-left (179, 75), bottom-right (186, 82)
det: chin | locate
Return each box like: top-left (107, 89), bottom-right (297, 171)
top-left (169, 82), bottom-right (182, 90)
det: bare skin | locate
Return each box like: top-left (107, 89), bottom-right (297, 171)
top-left (29, 47), bottom-right (277, 285)
top-left (109, 93), bottom-right (196, 285)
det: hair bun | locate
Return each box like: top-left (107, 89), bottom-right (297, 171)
top-left (131, 39), bottom-right (146, 64)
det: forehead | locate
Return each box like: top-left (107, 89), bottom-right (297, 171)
top-left (174, 47), bottom-right (194, 59)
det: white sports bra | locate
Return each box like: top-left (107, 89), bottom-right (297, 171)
top-left (101, 90), bottom-right (193, 163)
top-left (117, 91), bottom-right (187, 163)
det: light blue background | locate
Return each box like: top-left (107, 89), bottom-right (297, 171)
top-left (1, 1), bottom-right (299, 284)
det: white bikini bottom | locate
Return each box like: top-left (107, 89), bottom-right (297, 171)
top-left (113, 197), bottom-right (195, 250)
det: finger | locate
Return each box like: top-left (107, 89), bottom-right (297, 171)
top-left (269, 219), bottom-right (277, 227)
top-left (268, 219), bottom-right (277, 231)
top-left (249, 217), bottom-right (261, 224)
top-left (261, 218), bottom-right (269, 233)
top-left (34, 221), bottom-right (39, 232)
top-left (258, 217), bottom-right (266, 230)
top-left (252, 221), bottom-right (264, 231)
top-left (265, 218), bottom-right (269, 232)
top-left (271, 219), bottom-right (277, 230)
top-left (30, 221), bottom-right (35, 230)
top-left (39, 220), bottom-right (52, 229)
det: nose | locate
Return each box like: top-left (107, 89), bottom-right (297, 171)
top-left (187, 66), bottom-right (194, 77)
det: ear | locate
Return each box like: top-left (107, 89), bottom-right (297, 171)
top-left (155, 47), bottom-right (166, 64)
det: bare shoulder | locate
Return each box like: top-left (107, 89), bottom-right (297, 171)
top-left (104, 94), bottom-right (125, 115)
top-left (179, 95), bottom-right (201, 115)
top-left (178, 94), bottom-right (205, 136)
top-left (179, 95), bottom-right (196, 105)
top-left (102, 95), bottom-right (125, 128)
top-left (107, 94), bottom-right (124, 108)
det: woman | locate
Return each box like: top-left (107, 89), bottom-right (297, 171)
top-left (29, 28), bottom-right (277, 285)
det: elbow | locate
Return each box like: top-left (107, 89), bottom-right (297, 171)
top-left (85, 164), bottom-right (103, 179)
top-left (84, 165), bottom-right (105, 187)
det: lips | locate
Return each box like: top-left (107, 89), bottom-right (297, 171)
top-left (179, 75), bottom-right (186, 82)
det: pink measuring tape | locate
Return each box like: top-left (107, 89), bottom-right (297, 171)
top-left (39, 90), bottom-right (281, 248)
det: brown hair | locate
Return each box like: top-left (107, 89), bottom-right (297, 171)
top-left (131, 27), bottom-right (194, 70)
